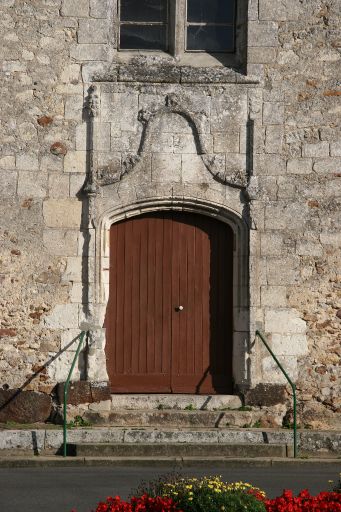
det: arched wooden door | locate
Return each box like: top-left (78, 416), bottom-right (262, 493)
top-left (105, 212), bottom-right (234, 394)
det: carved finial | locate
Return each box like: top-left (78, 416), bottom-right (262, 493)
top-left (166, 93), bottom-right (180, 109)
top-left (138, 108), bottom-right (152, 124)
top-left (88, 85), bottom-right (99, 117)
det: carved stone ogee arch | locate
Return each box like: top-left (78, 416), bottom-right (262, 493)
top-left (91, 92), bottom-right (249, 191)
top-left (89, 196), bottom-right (252, 390)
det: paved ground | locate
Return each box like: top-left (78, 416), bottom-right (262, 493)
top-left (0, 464), bottom-right (339, 512)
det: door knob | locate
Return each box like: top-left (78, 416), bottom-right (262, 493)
top-left (176, 305), bottom-right (184, 311)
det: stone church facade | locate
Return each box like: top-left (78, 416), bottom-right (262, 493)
top-left (0, 0), bottom-right (340, 429)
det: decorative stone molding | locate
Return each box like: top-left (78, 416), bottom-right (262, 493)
top-left (92, 92), bottom-right (249, 189)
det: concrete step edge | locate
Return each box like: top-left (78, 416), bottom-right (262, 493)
top-left (0, 456), bottom-right (339, 468)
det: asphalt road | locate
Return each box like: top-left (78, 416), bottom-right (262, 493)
top-left (0, 464), bottom-right (339, 512)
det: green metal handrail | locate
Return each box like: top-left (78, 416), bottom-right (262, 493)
top-left (255, 330), bottom-right (297, 458)
top-left (63, 331), bottom-right (87, 457)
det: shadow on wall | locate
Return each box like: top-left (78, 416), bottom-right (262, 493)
top-left (0, 334), bottom-right (88, 424)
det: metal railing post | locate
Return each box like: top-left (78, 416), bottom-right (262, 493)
top-left (63, 331), bottom-right (86, 457)
top-left (255, 330), bottom-right (298, 458)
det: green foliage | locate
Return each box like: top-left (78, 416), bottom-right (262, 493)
top-left (67, 415), bottom-right (91, 428)
top-left (252, 420), bottom-right (262, 428)
top-left (184, 404), bottom-right (197, 411)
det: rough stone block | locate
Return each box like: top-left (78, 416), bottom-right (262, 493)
top-left (43, 229), bottom-right (78, 256)
top-left (263, 102), bottom-right (285, 125)
top-left (41, 155), bottom-right (64, 172)
top-left (69, 175), bottom-right (85, 198)
top-left (260, 233), bottom-right (284, 256)
top-left (61, 0), bottom-right (89, 17)
top-left (43, 199), bottom-right (82, 228)
top-left (78, 19), bottom-right (108, 43)
top-left (0, 170), bottom-right (17, 197)
top-left (173, 134), bottom-right (197, 154)
top-left (0, 155), bottom-right (15, 169)
top-left (244, 383), bottom-right (287, 406)
top-left (44, 303), bottom-right (80, 329)
top-left (70, 43), bottom-right (108, 61)
top-left (47, 350), bottom-right (84, 382)
top-left (261, 286), bottom-right (287, 308)
top-left (0, 390), bottom-right (52, 424)
top-left (48, 173), bottom-right (70, 198)
top-left (259, 0), bottom-right (301, 21)
top-left (211, 93), bottom-right (247, 132)
top-left (17, 171), bottom-right (47, 198)
top-left (267, 258), bottom-right (299, 285)
top-left (149, 133), bottom-right (173, 153)
top-left (213, 131), bottom-right (240, 153)
top-left (101, 92), bottom-right (138, 131)
top-left (248, 47), bottom-right (277, 64)
top-left (265, 203), bottom-right (307, 230)
top-left (264, 309), bottom-right (306, 334)
top-left (248, 21), bottom-right (279, 47)
top-left (262, 355), bottom-right (298, 383)
top-left (302, 142), bottom-right (329, 158)
top-left (64, 95), bottom-right (84, 120)
top-left (313, 158), bottom-right (341, 173)
top-left (271, 333), bottom-right (308, 356)
top-left (152, 154), bottom-right (181, 183)
top-left (320, 232), bottom-right (341, 246)
top-left (287, 158), bottom-right (312, 174)
top-left (265, 126), bottom-right (284, 154)
top-left (62, 256), bottom-right (83, 282)
top-left (248, 0), bottom-right (259, 20)
top-left (330, 141), bottom-right (341, 157)
top-left (16, 153), bottom-right (39, 171)
top-left (56, 381), bottom-right (110, 405)
top-left (296, 241), bottom-right (323, 257)
top-left (255, 154), bottom-right (286, 176)
top-left (182, 154), bottom-right (211, 183)
top-left (90, 0), bottom-right (109, 18)
top-left (64, 151), bottom-right (87, 173)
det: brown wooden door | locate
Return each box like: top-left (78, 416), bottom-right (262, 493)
top-left (105, 212), bottom-right (233, 394)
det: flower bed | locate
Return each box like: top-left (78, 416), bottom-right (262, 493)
top-left (72, 475), bottom-right (341, 512)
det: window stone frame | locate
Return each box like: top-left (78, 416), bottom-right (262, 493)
top-left (112, 0), bottom-right (248, 70)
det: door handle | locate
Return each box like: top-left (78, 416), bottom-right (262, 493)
top-left (175, 305), bottom-right (184, 311)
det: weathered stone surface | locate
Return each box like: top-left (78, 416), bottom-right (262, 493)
top-left (43, 200), bottom-right (82, 228)
top-left (56, 381), bottom-right (111, 405)
top-left (0, 390), bottom-right (52, 423)
top-left (0, 0), bottom-right (340, 432)
top-left (244, 384), bottom-right (287, 407)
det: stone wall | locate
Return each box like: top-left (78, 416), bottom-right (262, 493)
top-left (0, 0), bottom-right (340, 428)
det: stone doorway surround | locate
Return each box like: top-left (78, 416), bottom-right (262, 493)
top-left (89, 195), bottom-right (251, 392)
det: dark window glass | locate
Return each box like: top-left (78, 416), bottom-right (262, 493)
top-left (187, 0), bottom-right (235, 24)
top-left (120, 0), bottom-right (167, 23)
top-left (120, 25), bottom-right (167, 50)
top-left (187, 26), bottom-right (234, 52)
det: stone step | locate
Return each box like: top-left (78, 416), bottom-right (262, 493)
top-left (83, 408), bottom-right (262, 428)
top-left (71, 442), bottom-right (288, 458)
top-left (110, 394), bottom-right (242, 411)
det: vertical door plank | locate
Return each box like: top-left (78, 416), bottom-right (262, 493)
top-left (154, 214), bottom-right (164, 373)
top-left (131, 218), bottom-right (141, 374)
top-left (171, 216), bottom-right (180, 382)
top-left (138, 216), bottom-right (148, 375)
top-left (123, 219), bottom-right (133, 374)
top-left (162, 214), bottom-right (172, 379)
top-left (115, 222), bottom-right (125, 374)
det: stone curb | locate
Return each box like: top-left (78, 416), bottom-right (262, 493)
top-left (0, 456), bottom-right (340, 468)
